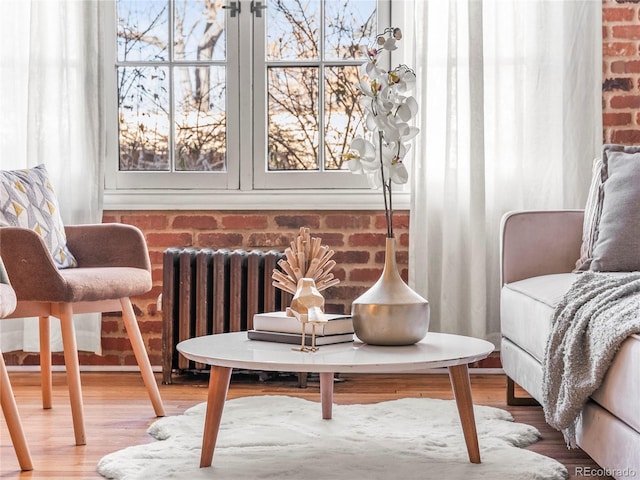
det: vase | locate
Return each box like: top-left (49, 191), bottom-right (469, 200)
top-left (351, 237), bottom-right (430, 345)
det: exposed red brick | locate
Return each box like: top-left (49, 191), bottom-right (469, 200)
top-left (312, 232), bottom-right (345, 246)
top-left (331, 267), bottom-right (347, 282)
top-left (611, 128), bottom-right (640, 144)
top-left (332, 250), bottom-right (370, 264)
top-left (222, 215), bottom-right (268, 230)
top-left (148, 337), bottom-right (163, 353)
top-left (603, 7), bottom-right (635, 22)
top-left (197, 232), bottom-right (243, 248)
top-left (610, 95), bottom-right (640, 108)
top-left (246, 233), bottom-right (290, 248)
top-left (89, 354), bottom-right (122, 365)
top-left (324, 303), bottom-right (348, 315)
top-left (325, 214), bottom-right (371, 229)
top-left (146, 232), bottom-right (193, 248)
top-left (350, 268), bottom-right (383, 282)
top-left (123, 354), bottom-right (139, 366)
top-left (151, 267), bottom-right (163, 283)
top-left (148, 250), bottom-right (164, 265)
top-left (274, 215), bottom-right (321, 229)
top-left (375, 212), bottom-right (409, 230)
top-left (349, 232), bottom-right (387, 247)
top-left (375, 249), bottom-right (408, 265)
top-left (399, 233), bottom-right (410, 247)
top-left (137, 319), bottom-right (162, 335)
top-left (323, 285), bottom-right (368, 300)
top-left (612, 25), bottom-right (640, 39)
top-left (604, 112), bottom-right (633, 126)
top-left (147, 302), bottom-right (159, 316)
top-left (603, 42), bottom-right (637, 57)
top-left (102, 214), bottom-right (118, 223)
top-left (611, 60), bottom-right (640, 73)
top-left (172, 215), bottom-right (218, 230)
top-left (121, 214), bottom-right (168, 230)
top-left (101, 319), bottom-right (122, 334)
top-left (101, 337), bottom-right (134, 351)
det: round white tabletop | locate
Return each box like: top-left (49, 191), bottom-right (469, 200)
top-left (177, 331), bottom-right (494, 374)
top-left (177, 331), bottom-right (495, 468)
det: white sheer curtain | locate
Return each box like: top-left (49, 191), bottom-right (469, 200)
top-left (0, 0), bottom-right (105, 353)
top-left (406, 0), bottom-right (602, 345)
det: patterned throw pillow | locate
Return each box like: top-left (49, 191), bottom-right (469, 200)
top-left (575, 144), bottom-right (640, 271)
top-left (0, 164), bottom-right (77, 268)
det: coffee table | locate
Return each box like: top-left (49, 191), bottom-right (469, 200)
top-left (177, 331), bottom-right (494, 468)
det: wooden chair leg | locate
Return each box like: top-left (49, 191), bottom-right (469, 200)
top-left (39, 316), bottom-right (52, 410)
top-left (506, 376), bottom-right (540, 406)
top-left (58, 304), bottom-right (86, 446)
top-left (1, 352), bottom-right (34, 471)
top-left (120, 297), bottom-right (165, 417)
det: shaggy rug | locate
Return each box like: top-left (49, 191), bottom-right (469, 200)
top-left (98, 395), bottom-right (568, 480)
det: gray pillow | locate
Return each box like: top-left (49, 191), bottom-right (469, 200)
top-left (590, 150), bottom-right (640, 271)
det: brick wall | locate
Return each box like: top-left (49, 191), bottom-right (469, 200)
top-left (603, 0), bottom-right (640, 144)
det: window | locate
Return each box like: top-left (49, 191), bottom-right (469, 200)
top-left (104, 0), bottom-right (399, 207)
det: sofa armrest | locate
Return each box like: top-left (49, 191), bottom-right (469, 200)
top-left (65, 223), bottom-right (151, 271)
top-left (0, 227), bottom-right (67, 300)
top-left (500, 210), bottom-right (584, 285)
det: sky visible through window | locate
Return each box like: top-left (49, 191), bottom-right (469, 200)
top-left (115, 0), bottom-right (377, 174)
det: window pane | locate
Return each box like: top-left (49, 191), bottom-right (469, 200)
top-left (324, 65), bottom-right (366, 170)
top-left (324, 0), bottom-right (377, 60)
top-left (174, 66), bottom-right (227, 171)
top-left (175, 0), bottom-right (226, 62)
top-left (118, 66), bottom-right (170, 171)
top-left (266, 0), bottom-right (320, 60)
top-left (268, 67), bottom-right (319, 171)
top-left (117, 0), bottom-right (169, 62)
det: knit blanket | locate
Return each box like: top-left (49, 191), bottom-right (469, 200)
top-left (542, 271), bottom-right (640, 447)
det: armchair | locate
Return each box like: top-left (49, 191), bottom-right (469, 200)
top-left (0, 223), bottom-right (165, 446)
top-left (0, 257), bottom-right (33, 471)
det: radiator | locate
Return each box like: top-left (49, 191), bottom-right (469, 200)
top-left (161, 247), bottom-right (291, 384)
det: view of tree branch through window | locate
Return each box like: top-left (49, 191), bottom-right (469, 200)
top-left (265, 1), bottom-right (375, 171)
top-left (114, 0), bottom-right (382, 185)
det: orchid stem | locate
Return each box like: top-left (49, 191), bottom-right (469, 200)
top-left (377, 131), bottom-right (393, 238)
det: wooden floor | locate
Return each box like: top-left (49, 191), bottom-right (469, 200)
top-left (1, 370), bottom-right (611, 479)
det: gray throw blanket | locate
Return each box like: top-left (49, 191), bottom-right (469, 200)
top-left (542, 271), bottom-right (640, 447)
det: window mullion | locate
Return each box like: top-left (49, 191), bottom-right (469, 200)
top-left (238, 0), bottom-right (254, 190)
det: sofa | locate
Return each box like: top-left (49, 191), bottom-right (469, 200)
top-left (500, 209), bottom-right (639, 479)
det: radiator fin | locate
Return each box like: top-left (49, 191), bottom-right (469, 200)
top-left (162, 248), bottom-right (290, 383)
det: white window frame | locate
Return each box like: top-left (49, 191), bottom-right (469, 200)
top-left (102, 0), bottom-right (409, 211)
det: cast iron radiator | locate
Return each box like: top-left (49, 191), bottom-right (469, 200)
top-left (161, 247), bottom-right (291, 384)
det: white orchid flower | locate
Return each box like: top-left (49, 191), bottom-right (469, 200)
top-left (380, 142), bottom-right (409, 184)
top-left (347, 27), bottom-right (417, 237)
top-left (344, 137), bottom-right (378, 174)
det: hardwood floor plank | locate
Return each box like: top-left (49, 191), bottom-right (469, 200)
top-left (0, 371), bottom-right (612, 479)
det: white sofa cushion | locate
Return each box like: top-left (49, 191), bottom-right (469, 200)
top-left (501, 273), bottom-right (577, 362)
top-left (502, 272), bottom-right (640, 434)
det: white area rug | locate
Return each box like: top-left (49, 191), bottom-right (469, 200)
top-left (98, 395), bottom-right (568, 480)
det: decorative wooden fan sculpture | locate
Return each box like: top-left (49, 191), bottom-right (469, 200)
top-left (271, 227), bottom-right (340, 295)
top-left (272, 227), bottom-right (340, 351)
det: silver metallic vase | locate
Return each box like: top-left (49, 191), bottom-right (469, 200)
top-left (351, 237), bottom-right (430, 345)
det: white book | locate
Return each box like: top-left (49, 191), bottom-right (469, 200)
top-left (252, 311), bottom-right (353, 335)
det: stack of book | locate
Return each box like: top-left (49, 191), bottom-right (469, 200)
top-left (247, 311), bottom-right (354, 346)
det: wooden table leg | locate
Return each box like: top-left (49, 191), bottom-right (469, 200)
top-left (200, 366), bottom-right (232, 468)
top-left (319, 372), bottom-right (334, 420)
top-left (448, 364), bottom-right (481, 464)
